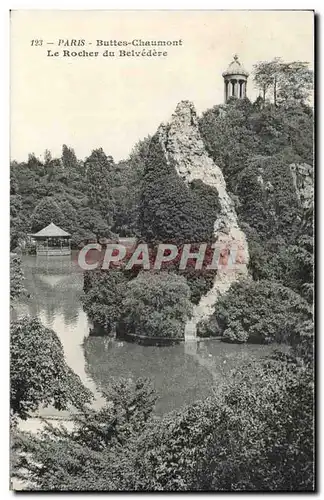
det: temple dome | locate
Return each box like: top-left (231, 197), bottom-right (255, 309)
top-left (222, 54), bottom-right (249, 78)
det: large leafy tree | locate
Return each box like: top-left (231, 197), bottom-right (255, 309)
top-left (253, 58), bottom-right (313, 106)
top-left (12, 377), bottom-right (157, 490)
top-left (277, 61), bottom-right (313, 106)
top-left (30, 197), bottom-right (64, 232)
top-left (111, 137), bottom-right (150, 236)
top-left (210, 279), bottom-right (312, 344)
top-left (61, 144), bottom-right (78, 172)
top-left (82, 269), bottom-right (128, 334)
top-left (118, 272), bottom-right (192, 339)
top-left (10, 317), bottom-right (92, 420)
top-left (140, 133), bottom-right (220, 244)
top-left (85, 148), bottom-right (115, 226)
top-left (252, 57), bottom-right (283, 105)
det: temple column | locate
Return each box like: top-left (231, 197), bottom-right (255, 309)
top-left (234, 79), bottom-right (239, 97)
top-left (224, 80), bottom-right (228, 101)
top-left (240, 80), bottom-right (244, 98)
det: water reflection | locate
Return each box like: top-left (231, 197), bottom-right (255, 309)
top-left (14, 254), bottom-right (278, 416)
top-left (15, 255), bottom-right (102, 400)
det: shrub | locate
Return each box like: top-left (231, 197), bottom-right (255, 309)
top-left (10, 256), bottom-right (25, 300)
top-left (82, 270), bottom-right (127, 334)
top-left (213, 279), bottom-right (312, 344)
top-left (196, 314), bottom-right (221, 338)
top-left (118, 272), bottom-right (192, 339)
top-left (10, 317), bottom-right (92, 419)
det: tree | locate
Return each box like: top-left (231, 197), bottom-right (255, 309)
top-left (194, 355), bottom-right (314, 491)
top-left (277, 61), bottom-right (313, 106)
top-left (140, 133), bottom-right (220, 244)
top-left (61, 144), bottom-right (78, 171)
top-left (211, 279), bottom-right (312, 344)
top-left (253, 58), bottom-right (313, 106)
top-left (199, 99), bottom-right (260, 187)
top-left (30, 197), bottom-right (64, 232)
top-left (85, 148), bottom-right (114, 226)
top-left (82, 269), bottom-right (128, 334)
top-left (236, 153), bottom-right (304, 243)
top-left (111, 137), bottom-right (151, 236)
top-left (10, 256), bottom-right (25, 300)
top-left (44, 149), bottom-right (52, 165)
top-left (12, 377), bottom-right (157, 490)
top-left (27, 153), bottom-right (45, 177)
top-left (253, 57), bottom-right (283, 105)
top-left (118, 272), bottom-right (192, 339)
top-left (10, 317), bottom-right (92, 419)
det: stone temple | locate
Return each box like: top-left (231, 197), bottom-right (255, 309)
top-left (222, 54), bottom-right (249, 102)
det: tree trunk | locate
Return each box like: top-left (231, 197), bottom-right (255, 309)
top-left (274, 76), bottom-right (277, 106)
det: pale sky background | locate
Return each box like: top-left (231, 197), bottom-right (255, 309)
top-left (10, 10), bottom-right (314, 163)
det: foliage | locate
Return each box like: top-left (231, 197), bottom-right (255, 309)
top-left (12, 377), bottom-right (157, 491)
top-left (140, 133), bottom-right (220, 244)
top-left (10, 317), bottom-right (92, 419)
top-left (199, 98), bottom-right (313, 189)
top-left (212, 279), bottom-right (312, 344)
top-left (13, 352), bottom-right (314, 491)
top-left (82, 269), bottom-right (128, 334)
top-left (196, 314), bottom-right (221, 338)
top-left (194, 355), bottom-right (314, 491)
top-left (118, 272), bottom-right (192, 339)
top-left (253, 58), bottom-right (313, 106)
top-left (30, 197), bottom-right (64, 232)
top-left (236, 153), bottom-right (303, 242)
top-left (85, 148), bottom-right (114, 226)
top-left (111, 137), bottom-right (150, 236)
top-left (199, 98), bottom-right (259, 187)
top-left (10, 256), bottom-right (25, 300)
top-left (10, 170), bottom-right (29, 250)
top-left (10, 144), bottom-right (121, 249)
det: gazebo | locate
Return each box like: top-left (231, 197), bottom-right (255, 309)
top-left (32, 222), bottom-right (71, 256)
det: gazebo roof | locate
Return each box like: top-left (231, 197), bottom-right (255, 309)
top-left (32, 222), bottom-right (71, 238)
top-left (222, 54), bottom-right (249, 78)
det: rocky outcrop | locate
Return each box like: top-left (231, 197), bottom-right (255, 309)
top-left (289, 163), bottom-right (314, 210)
top-left (157, 101), bottom-right (249, 335)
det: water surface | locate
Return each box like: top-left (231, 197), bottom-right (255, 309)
top-left (15, 254), bottom-right (278, 415)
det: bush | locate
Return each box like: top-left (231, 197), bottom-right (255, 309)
top-left (82, 270), bottom-right (127, 334)
top-left (118, 272), bottom-right (192, 339)
top-left (10, 256), bottom-right (25, 300)
top-left (196, 314), bottom-right (221, 338)
top-left (10, 317), bottom-right (92, 419)
top-left (213, 279), bottom-right (312, 344)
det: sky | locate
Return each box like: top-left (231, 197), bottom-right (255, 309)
top-left (10, 10), bottom-right (314, 163)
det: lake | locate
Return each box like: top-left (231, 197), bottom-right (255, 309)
top-left (14, 254), bottom-right (278, 416)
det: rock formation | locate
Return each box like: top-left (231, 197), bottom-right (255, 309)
top-left (157, 101), bottom-right (249, 336)
top-left (289, 163), bottom-right (314, 210)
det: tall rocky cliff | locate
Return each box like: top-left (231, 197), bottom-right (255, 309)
top-left (157, 101), bottom-right (249, 334)
top-left (289, 163), bottom-right (314, 211)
